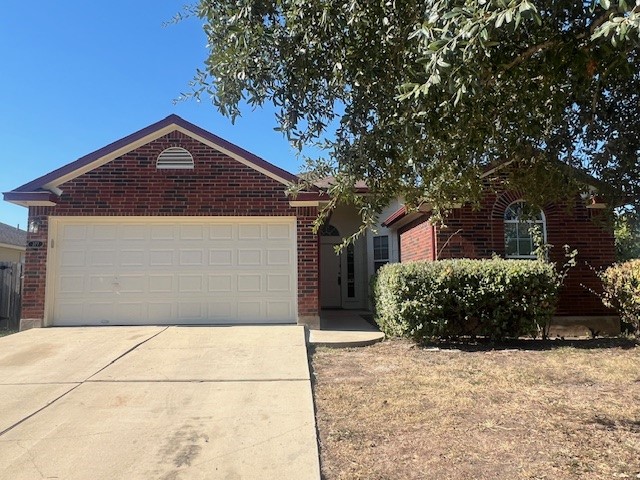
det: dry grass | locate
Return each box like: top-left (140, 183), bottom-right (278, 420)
top-left (311, 338), bottom-right (640, 480)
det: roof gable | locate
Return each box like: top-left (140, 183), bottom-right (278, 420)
top-left (5, 115), bottom-right (299, 206)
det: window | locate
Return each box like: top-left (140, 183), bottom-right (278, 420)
top-left (373, 235), bottom-right (390, 272)
top-left (156, 147), bottom-right (194, 169)
top-left (346, 244), bottom-right (355, 298)
top-left (319, 224), bottom-right (340, 236)
top-left (504, 201), bottom-right (546, 258)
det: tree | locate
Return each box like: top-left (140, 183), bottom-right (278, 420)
top-left (615, 207), bottom-right (640, 260)
top-left (181, 0), bottom-right (640, 237)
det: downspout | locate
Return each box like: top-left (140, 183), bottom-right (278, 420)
top-left (432, 223), bottom-right (438, 261)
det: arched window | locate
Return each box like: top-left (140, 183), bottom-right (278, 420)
top-left (319, 224), bottom-right (340, 236)
top-left (156, 147), bottom-right (194, 169)
top-left (504, 201), bottom-right (546, 259)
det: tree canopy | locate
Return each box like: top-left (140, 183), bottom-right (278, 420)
top-left (183, 0), bottom-right (640, 233)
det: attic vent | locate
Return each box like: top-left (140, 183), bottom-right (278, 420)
top-left (156, 147), bottom-right (194, 169)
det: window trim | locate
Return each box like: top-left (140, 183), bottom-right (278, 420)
top-left (373, 235), bottom-right (390, 271)
top-left (504, 200), bottom-right (547, 259)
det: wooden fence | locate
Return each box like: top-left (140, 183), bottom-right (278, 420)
top-left (0, 262), bottom-right (22, 330)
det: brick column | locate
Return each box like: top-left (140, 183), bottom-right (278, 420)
top-left (20, 207), bottom-right (51, 330)
top-left (296, 207), bottom-right (320, 329)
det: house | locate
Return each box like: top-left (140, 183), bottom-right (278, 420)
top-left (0, 222), bottom-right (26, 264)
top-left (3, 115), bottom-right (616, 332)
top-left (382, 182), bottom-right (618, 332)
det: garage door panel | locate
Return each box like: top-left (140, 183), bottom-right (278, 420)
top-left (90, 250), bottom-right (116, 267)
top-left (149, 250), bottom-right (174, 266)
top-left (148, 303), bottom-right (173, 321)
top-left (117, 275), bottom-right (146, 293)
top-left (179, 249), bottom-right (204, 266)
top-left (208, 274), bottom-right (233, 292)
top-left (267, 274), bottom-right (292, 292)
top-left (209, 224), bottom-right (233, 240)
top-left (150, 225), bottom-right (174, 240)
top-left (149, 275), bottom-right (173, 293)
top-left (62, 224), bottom-right (87, 241)
top-left (120, 250), bottom-right (145, 267)
top-left (93, 225), bottom-right (117, 241)
top-left (120, 224), bottom-right (147, 241)
top-left (88, 276), bottom-right (112, 293)
top-left (267, 249), bottom-right (292, 266)
top-left (180, 225), bottom-right (205, 240)
top-left (60, 250), bottom-right (86, 268)
top-left (115, 303), bottom-right (144, 322)
top-left (59, 276), bottom-right (85, 294)
top-left (237, 249), bottom-right (262, 266)
top-left (52, 218), bottom-right (297, 326)
top-left (209, 249), bottom-right (233, 266)
top-left (267, 301), bottom-right (293, 320)
top-left (267, 223), bottom-right (292, 239)
top-left (237, 301), bottom-right (261, 320)
top-left (178, 275), bottom-right (204, 293)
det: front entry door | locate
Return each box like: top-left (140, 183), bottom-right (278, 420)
top-left (320, 242), bottom-right (342, 308)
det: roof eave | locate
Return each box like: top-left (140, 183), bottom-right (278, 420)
top-left (3, 191), bottom-right (59, 207)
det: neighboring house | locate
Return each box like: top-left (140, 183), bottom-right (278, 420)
top-left (0, 222), bottom-right (26, 264)
top-left (3, 115), bottom-right (616, 331)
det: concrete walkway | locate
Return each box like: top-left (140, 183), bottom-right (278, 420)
top-left (0, 326), bottom-right (320, 480)
top-left (308, 310), bottom-right (385, 348)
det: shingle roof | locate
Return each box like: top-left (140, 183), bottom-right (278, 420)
top-left (0, 222), bottom-right (27, 247)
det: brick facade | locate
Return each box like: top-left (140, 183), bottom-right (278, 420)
top-left (399, 216), bottom-right (435, 262)
top-left (397, 189), bottom-right (615, 317)
top-left (21, 131), bottom-right (320, 326)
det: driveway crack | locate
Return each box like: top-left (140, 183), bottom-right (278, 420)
top-left (0, 383), bottom-right (82, 437)
top-left (85, 326), bottom-right (169, 381)
top-left (0, 327), bottom-right (169, 438)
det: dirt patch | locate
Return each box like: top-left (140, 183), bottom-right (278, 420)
top-left (311, 339), bottom-right (640, 480)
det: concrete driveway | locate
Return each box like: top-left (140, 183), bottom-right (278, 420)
top-left (0, 326), bottom-right (320, 479)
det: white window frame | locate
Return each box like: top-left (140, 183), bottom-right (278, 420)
top-left (504, 201), bottom-right (546, 259)
top-left (373, 235), bottom-right (390, 271)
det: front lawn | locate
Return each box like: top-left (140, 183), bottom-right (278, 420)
top-left (311, 339), bottom-right (640, 480)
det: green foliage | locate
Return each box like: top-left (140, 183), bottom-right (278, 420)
top-left (373, 258), bottom-right (559, 341)
top-left (185, 1), bottom-right (639, 235)
top-left (614, 209), bottom-right (640, 260)
top-left (599, 259), bottom-right (640, 334)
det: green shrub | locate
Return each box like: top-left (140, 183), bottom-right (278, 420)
top-left (373, 258), bottom-right (559, 341)
top-left (600, 259), bottom-right (640, 335)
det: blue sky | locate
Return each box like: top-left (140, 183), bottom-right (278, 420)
top-left (0, 1), bottom-right (309, 229)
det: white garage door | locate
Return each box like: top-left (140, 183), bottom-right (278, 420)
top-left (51, 217), bottom-right (297, 326)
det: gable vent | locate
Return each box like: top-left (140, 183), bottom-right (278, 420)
top-left (156, 147), bottom-right (194, 169)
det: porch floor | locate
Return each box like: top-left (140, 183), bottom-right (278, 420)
top-left (308, 310), bottom-right (385, 348)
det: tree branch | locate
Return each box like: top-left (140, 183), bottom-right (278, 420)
top-left (502, 39), bottom-right (560, 71)
top-left (501, 7), bottom-right (619, 72)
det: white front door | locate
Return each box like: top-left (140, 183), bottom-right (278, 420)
top-left (50, 217), bottom-right (297, 326)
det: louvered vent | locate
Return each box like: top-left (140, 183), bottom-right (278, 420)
top-left (156, 147), bottom-right (194, 169)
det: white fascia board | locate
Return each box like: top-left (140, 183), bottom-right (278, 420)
top-left (175, 126), bottom-right (294, 187)
top-left (42, 125), bottom-right (179, 191)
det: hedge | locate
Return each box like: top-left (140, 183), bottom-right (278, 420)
top-left (373, 258), bottom-right (559, 341)
top-left (600, 259), bottom-right (640, 335)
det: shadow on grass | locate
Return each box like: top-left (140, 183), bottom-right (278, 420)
top-left (418, 336), bottom-right (639, 352)
top-left (592, 416), bottom-right (640, 433)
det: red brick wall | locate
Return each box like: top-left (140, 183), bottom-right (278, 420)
top-left (399, 189), bottom-right (615, 316)
top-left (22, 131), bottom-right (320, 323)
top-left (399, 216), bottom-right (435, 262)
